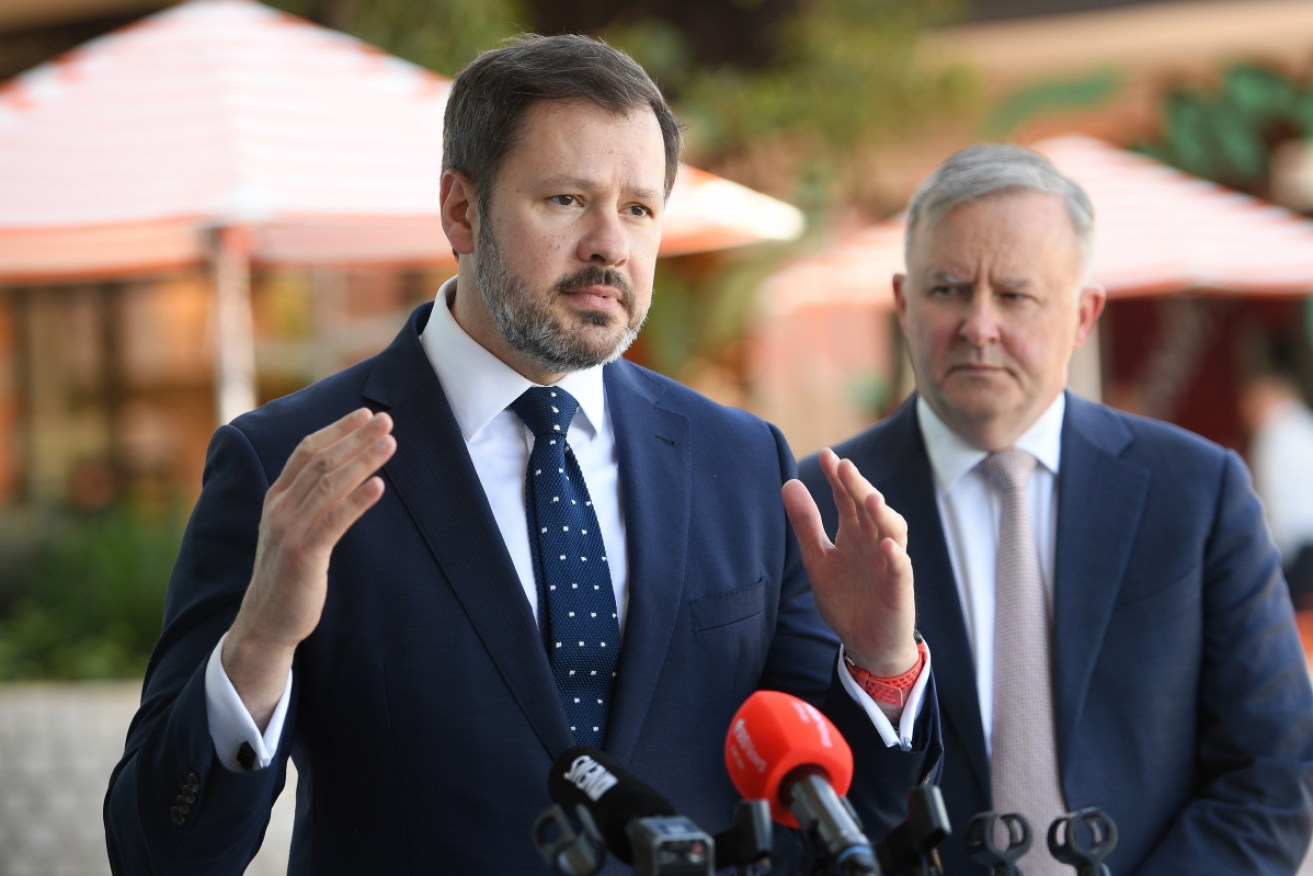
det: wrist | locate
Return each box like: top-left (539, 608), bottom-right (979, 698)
top-left (844, 636), bottom-right (927, 708)
top-left (222, 628), bottom-right (295, 720)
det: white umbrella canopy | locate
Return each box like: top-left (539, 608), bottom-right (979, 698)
top-left (0, 0), bottom-right (804, 422)
top-left (1043, 134), bottom-right (1313, 297)
top-left (0, 0), bottom-right (804, 280)
top-left (761, 134), bottom-right (1313, 316)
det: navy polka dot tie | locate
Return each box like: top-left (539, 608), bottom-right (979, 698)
top-left (511, 386), bottom-right (621, 748)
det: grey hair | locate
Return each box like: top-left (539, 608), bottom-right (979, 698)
top-left (442, 33), bottom-right (684, 204)
top-left (905, 143), bottom-right (1096, 284)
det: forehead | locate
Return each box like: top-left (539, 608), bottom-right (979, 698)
top-left (910, 190), bottom-right (1083, 275)
top-left (496, 97), bottom-right (666, 193)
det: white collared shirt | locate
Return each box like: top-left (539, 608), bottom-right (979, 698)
top-left (917, 393), bottom-right (1065, 754)
top-left (419, 278), bottom-right (631, 631)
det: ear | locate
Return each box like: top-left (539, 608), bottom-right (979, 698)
top-left (440, 169), bottom-right (478, 256)
top-left (1073, 284), bottom-right (1107, 348)
top-left (892, 273), bottom-right (909, 324)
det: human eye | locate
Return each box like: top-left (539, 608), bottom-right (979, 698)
top-left (998, 289), bottom-right (1033, 305)
top-left (624, 202), bottom-right (656, 219)
top-left (548, 194), bottom-right (578, 207)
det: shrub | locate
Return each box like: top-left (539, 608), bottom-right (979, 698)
top-left (0, 502), bottom-right (185, 680)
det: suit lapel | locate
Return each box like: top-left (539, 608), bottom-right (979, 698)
top-left (863, 400), bottom-right (992, 800)
top-left (598, 362), bottom-right (691, 762)
top-left (1051, 395), bottom-right (1150, 766)
top-left (362, 305), bottom-right (574, 757)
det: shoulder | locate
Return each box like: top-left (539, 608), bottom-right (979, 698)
top-left (607, 358), bottom-right (788, 446)
top-left (1066, 394), bottom-right (1232, 468)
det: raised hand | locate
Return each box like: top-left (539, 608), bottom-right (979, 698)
top-left (782, 448), bottom-right (918, 677)
top-left (223, 408), bottom-right (396, 728)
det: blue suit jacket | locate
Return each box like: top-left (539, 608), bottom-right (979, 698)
top-left (104, 304), bottom-right (939, 875)
top-left (800, 393), bottom-right (1313, 875)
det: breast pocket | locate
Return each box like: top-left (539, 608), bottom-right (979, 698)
top-left (689, 578), bottom-right (766, 631)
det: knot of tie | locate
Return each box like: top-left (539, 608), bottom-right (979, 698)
top-left (981, 447), bottom-right (1037, 493)
top-left (511, 386), bottom-right (578, 439)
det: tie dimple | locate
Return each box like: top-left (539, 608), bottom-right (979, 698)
top-left (981, 448), bottom-right (1067, 874)
top-left (510, 386), bottom-right (621, 748)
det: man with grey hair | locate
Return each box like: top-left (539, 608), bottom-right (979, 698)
top-left (105, 33), bottom-right (939, 874)
top-left (801, 143), bottom-right (1313, 874)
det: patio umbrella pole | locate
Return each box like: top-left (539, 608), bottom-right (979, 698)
top-left (209, 226), bottom-right (257, 425)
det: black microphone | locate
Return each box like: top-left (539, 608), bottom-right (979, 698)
top-left (546, 746), bottom-right (714, 875)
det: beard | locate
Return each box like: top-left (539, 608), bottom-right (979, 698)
top-left (474, 215), bottom-right (646, 375)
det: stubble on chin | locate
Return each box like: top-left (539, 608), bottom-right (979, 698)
top-left (474, 225), bottom-right (645, 373)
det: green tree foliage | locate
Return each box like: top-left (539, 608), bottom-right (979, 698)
top-left (268, 0), bottom-right (529, 75)
top-left (603, 0), bottom-right (973, 203)
top-left (1138, 64), bottom-right (1313, 197)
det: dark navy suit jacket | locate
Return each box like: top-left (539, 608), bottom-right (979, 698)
top-left (800, 393), bottom-right (1313, 875)
top-left (104, 304), bottom-right (939, 874)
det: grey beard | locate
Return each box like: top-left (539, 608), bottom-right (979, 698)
top-left (475, 219), bottom-right (644, 374)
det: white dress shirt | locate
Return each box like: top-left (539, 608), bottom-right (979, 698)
top-left (917, 393), bottom-right (1065, 755)
top-left (204, 278), bottom-right (922, 768)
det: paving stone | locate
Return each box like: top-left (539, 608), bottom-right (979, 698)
top-left (0, 682), bottom-right (294, 876)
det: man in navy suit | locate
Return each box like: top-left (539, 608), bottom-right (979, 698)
top-left (104, 35), bottom-right (938, 874)
top-left (801, 143), bottom-right (1313, 874)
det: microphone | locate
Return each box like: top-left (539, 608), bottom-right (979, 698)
top-left (725, 690), bottom-right (879, 875)
top-left (545, 746), bottom-right (714, 875)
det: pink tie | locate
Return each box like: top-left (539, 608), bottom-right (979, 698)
top-left (982, 448), bottom-right (1067, 874)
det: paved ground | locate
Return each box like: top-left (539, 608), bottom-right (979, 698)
top-left (0, 682), bottom-right (295, 876)
top-left (3, 670), bottom-right (1313, 875)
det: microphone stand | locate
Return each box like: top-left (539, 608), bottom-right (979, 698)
top-left (713, 800), bottom-right (774, 876)
top-left (791, 773), bottom-right (880, 875)
top-left (532, 804), bottom-right (607, 876)
top-left (875, 786), bottom-right (951, 876)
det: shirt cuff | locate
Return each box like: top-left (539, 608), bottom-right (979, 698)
top-left (204, 631), bottom-right (293, 772)
top-left (837, 641), bottom-right (932, 752)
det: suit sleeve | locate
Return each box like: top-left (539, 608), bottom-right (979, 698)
top-left (103, 424), bottom-right (293, 875)
top-left (763, 427), bottom-right (943, 842)
top-left (1131, 450), bottom-right (1313, 875)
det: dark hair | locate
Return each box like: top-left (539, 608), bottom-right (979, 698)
top-left (443, 33), bottom-right (683, 200)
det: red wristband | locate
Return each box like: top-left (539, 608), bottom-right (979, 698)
top-left (845, 639), bottom-right (928, 708)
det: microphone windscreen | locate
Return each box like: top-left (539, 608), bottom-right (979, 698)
top-left (547, 746), bottom-right (676, 864)
top-left (724, 690), bottom-right (854, 827)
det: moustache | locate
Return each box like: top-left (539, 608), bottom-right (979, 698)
top-left (554, 267), bottom-right (634, 305)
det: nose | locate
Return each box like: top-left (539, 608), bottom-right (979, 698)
top-left (576, 208), bottom-right (629, 267)
top-left (959, 291), bottom-right (1001, 348)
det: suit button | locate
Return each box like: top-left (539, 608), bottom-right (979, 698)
top-left (186, 772), bottom-right (201, 792)
top-left (170, 806), bottom-right (185, 826)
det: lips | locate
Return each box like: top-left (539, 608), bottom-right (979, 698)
top-left (560, 285), bottom-right (627, 316)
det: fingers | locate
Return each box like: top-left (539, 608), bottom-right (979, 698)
top-left (820, 448), bottom-right (909, 551)
top-left (266, 409), bottom-right (397, 549)
top-left (782, 479), bottom-right (827, 558)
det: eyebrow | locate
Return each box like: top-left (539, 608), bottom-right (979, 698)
top-left (929, 271), bottom-right (1030, 289)
top-left (539, 175), bottom-right (662, 205)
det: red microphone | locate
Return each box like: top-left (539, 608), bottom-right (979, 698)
top-left (724, 690), bottom-right (877, 874)
top-left (724, 689), bottom-right (854, 827)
